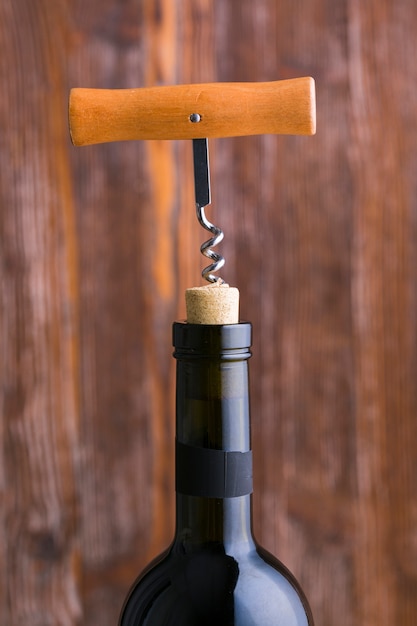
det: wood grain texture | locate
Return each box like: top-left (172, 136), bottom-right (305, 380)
top-left (0, 1), bottom-right (81, 624)
top-left (1, 0), bottom-right (417, 625)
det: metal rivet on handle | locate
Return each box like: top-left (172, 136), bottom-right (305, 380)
top-left (189, 113), bottom-right (201, 123)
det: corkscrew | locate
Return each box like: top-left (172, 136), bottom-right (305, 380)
top-left (192, 136), bottom-right (225, 283)
top-left (69, 79), bottom-right (316, 284)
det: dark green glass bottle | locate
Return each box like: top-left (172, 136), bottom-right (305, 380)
top-left (119, 322), bottom-right (314, 625)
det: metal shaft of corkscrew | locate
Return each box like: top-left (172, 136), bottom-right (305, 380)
top-left (192, 136), bottom-right (225, 284)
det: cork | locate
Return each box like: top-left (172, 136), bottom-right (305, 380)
top-left (186, 283), bottom-right (239, 324)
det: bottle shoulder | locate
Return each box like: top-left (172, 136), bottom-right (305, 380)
top-left (119, 541), bottom-right (313, 626)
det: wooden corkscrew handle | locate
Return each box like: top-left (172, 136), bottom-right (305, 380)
top-left (69, 77), bottom-right (316, 146)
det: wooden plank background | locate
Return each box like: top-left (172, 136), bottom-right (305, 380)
top-left (1, 0), bottom-right (417, 624)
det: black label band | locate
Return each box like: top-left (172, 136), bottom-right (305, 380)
top-left (175, 439), bottom-right (253, 498)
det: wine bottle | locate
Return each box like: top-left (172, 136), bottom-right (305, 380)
top-left (119, 321), bottom-right (313, 625)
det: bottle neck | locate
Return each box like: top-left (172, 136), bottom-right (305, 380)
top-left (172, 322), bottom-right (254, 549)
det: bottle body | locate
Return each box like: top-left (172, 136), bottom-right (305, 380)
top-left (120, 529), bottom-right (311, 625)
top-left (119, 323), bottom-right (313, 626)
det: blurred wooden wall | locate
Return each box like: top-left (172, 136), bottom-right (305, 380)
top-left (1, 0), bottom-right (417, 624)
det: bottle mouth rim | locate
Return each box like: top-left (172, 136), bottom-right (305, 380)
top-left (173, 321), bottom-right (252, 358)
